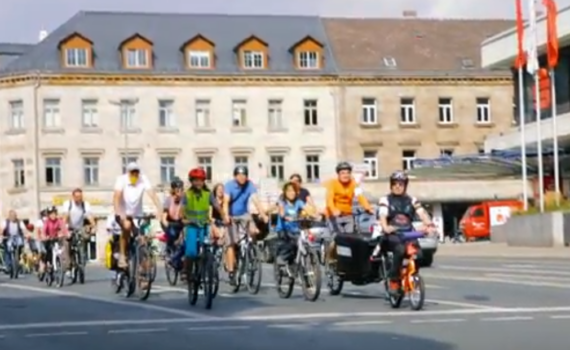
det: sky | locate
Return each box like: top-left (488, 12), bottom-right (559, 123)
top-left (1, 0), bottom-right (570, 43)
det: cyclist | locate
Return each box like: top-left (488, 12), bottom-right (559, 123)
top-left (113, 162), bottom-right (162, 268)
top-left (325, 162), bottom-right (373, 262)
top-left (1, 209), bottom-right (27, 273)
top-left (289, 173), bottom-right (316, 208)
top-left (209, 183), bottom-right (226, 245)
top-left (275, 182), bottom-right (306, 266)
top-left (61, 188), bottom-right (95, 271)
top-left (378, 171), bottom-right (435, 295)
top-left (179, 167), bottom-right (211, 282)
top-left (41, 206), bottom-right (67, 272)
top-left (161, 177), bottom-right (184, 251)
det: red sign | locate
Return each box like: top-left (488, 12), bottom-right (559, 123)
top-left (532, 68), bottom-right (551, 109)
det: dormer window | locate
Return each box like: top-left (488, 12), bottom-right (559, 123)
top-left (298, 51), bottom-right (319, 69)
top-left (65, 48), bottom-right (89, 67)
top-left (243, 51), bottom-right (264, 69)
top-left (126, 48), bottom-right (148, 68)
top-left (188, 50), bottom-right (211, 68)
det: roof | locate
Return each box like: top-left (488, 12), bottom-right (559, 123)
top-left (0, 43), bottom-right (34, 70)
top-left (323, 18), bottom-right (515, 76)
top-left (2, 11), bottom-right (338, 75)
top-left (0, 11), bottom-right (515, 77)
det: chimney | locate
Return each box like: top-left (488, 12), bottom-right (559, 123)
top-left (39, 30), bottom-right (48, 42)
top-left (403, 10), bottom-right (417, 18)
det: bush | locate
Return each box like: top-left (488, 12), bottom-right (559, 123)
top-left (512, 192), bottom-right (570, 216)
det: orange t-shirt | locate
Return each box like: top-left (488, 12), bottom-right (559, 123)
top-left (325, 178), bottom-right (371, 216)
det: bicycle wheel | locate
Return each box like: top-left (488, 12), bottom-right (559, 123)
top-left (202, 252), bottom-right (215, 310)
top-left (45, 267), bottom-right (54, 286)
top-left (211, 248), bottom-right (221, 298)
top-left (187, 259), bottom-right (199, 306)
top-left (245, 244), bottom-right (262, 295)
top-left (149, 253), bottom-right (158, 283)
top-left (10, 250), bottom-right (19, 279)
top-left (125, 250), bottom-right (137, 298)
top-left (230, 250), bottom-right (244, 294)
top-left (299, 251), bottom-right (322, 302)
top-left (164, 249), bottom-right (179, 286)
top-left (408, 274), bottom-right (426, 311)
top-left (273, 260), bottom-right (294, 299)
top-left (135, 244), bottom-right (152, 301)
top-left (55, 256), bottom-right (65, 288)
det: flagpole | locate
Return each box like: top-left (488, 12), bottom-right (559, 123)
top-left (518, 67), bottom-right (529, 210)
top-left (550, 69), bottom-right (560, 204)
top-left (534, 73), bottom-right (545, 212)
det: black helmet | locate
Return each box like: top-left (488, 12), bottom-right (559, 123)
top-left (389, 170), bottom-right (409, 185)
top-left (335, 161), bottom-right (352, 173)
top-left (170, 176), bottom-right (184, 189)
top-left (40, 208), bottom-right (48, 218)
top-left (46, 206), bottom-right (58, 214)
top-left (233, 166), bottom-right (248, 177)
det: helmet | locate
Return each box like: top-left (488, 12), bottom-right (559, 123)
top-left (335, 161), bottom-right (352, 173)
top-left (233, 166), bottom-right (248, 177)
top-left (126, 162), bottom-right (140, 172)
top-left (40, 208), bottom-right (48, 217)
top-left (389, 170), bottom-right (409, 185)
top-left (46, 206), bottom-right (58, 214)
top-left (188, 167), bottom-right (207, 180)
top-left (170, 176), bottom-right (184, 189)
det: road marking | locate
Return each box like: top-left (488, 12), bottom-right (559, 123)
top-left (425, 274), bottom-right (570, 289)
top-left (480, 316), bottom-right (534, 322)
top-left (436, 265), bottom-right (570, 277)
top-left (25, 331), bottom-right (88, 338)
top-left (332, 320), bottom-right (393, 327)
top-left (485, 273), bottom-right (570, 282)
top-left (426, 299), bottom-right (496, 309)
top-left (109, 328), bottom-right (168, 334)
top-left (153, 285), bottom-right (239, 298)
top-left (187, 325), bottom-right (250, 331)
top-left (550, 315), bottom-right (570, 319)
top-left (410, 318), bottom-right (465, 324)
top-left (267, 324), bottom-right (312, 329)
top-left (0, 283), bottom-right (221, 320)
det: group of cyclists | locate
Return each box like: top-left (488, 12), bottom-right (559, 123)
top-left (2, 159), bottom-right (436, 297)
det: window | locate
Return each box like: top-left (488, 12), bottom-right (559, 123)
top-left (383, 57), bottom-right (397, 67)
top-left (269, 155), bottom-right (285, 181)
top-left (12, 159), bottom-right (25, 188)
top-left (361, 98), bottom-right (378, 125)
top-left (158, 100), bottom-right (175, 127)
top-left (438, 98), bottom-right (453, 124)
top-left (65, 48), bottom-right (88, 67)
top-left (188, 50), bottom-right (211, 68)
top-left (9, 100), bottom-right (24, 130)
top-left (160, 156), bottom-right (176, 184)
top-left (81, 99), bottom-right (98, 128)
top-left (232, 100), bottom-right (247, 127)
top-left (121, 155), bottom-right (138, 174)
top-left (402, 150), bottom-right (416, 171)
top-left (440, 149), bottom-right (454, 157)
top-left (363, 151), bottom-right (378, 179)
top-left (305, 155), bottom-right (320, 182)
top-left (298, 51), bottom-right (319, 69)
top-left (82, 157), bottom-right (99, 186)
top-left (126, 49), bottom-right (148, 67)
top-left (43, 99), bottom-right (60, 128)
top-left (476, 97), bottom-right (491, 123)
top-left (400, 98), bottom-right (415, 124)
top-left (472, 208), bottom-right (485, 217)
top-left (44, 157), bottom-right (62, 186)
top-left (198, 156), bottom-right (213, 181)
top-left (195, 99), bottom-right (210, 128)
top-left (303, 100), bottom-right (318, 126)
top-left (234, 156), bottom-right (249, 170)
top-left (268, 99), bottom-right (283, 129)
top-left (120, 100), bottom-right (136, 129)
top-left (243, 51), bottom-right (264, 69)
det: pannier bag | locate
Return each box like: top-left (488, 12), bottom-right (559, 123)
top-left (334, 233), bottom-right (375, 278)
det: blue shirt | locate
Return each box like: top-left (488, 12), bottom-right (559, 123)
top-left (224, 180), bottom-right (257, 216)
top-left (278, 199), bottom-right (305, 232)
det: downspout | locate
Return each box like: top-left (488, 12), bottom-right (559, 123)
top-left (33, 71), bottom-right (41, 216)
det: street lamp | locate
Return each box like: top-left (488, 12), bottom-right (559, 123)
top-left (109, 98), bottom-right (139, 158)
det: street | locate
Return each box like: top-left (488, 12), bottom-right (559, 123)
top-left (1, 255), bottom-right (569, 350)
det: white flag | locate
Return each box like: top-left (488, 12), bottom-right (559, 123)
top-left (526, 0), bottom-right (540, 74)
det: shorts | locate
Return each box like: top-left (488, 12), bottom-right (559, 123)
top-left (226, 215), bottom-right (254, 247)
top-left (184, 225), bottom-right (209, 258)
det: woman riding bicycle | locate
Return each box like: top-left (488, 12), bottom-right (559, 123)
top-left (40, 206), bottom-right (67, 274)
top-left (161, 177), bottom-right (184, 250)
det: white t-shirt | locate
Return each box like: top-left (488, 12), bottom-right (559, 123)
top-left (105, 214), bottom-right (122, 236)
top-left (114, 173), bottom-right (152, 216)
top-left (61, 200), bottom-right (92, 229)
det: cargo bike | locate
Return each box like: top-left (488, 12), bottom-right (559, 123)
top-left (324, 218), bottom-right (427, 310)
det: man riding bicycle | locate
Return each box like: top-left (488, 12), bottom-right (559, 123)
top-left (378, 171), bottom-right (434, 295)
top-left (161, 177), bottom-right (184, 250)
top-left (222, 166), bottom-right (267, 285)
top-left (325, 162), bottom-right (373, 261)
top-left (113, 162), bottom-right (162, 268)
top-left (1, 209), bottom-right (27, 273)
top-left (61, 188), bottom-right (95, 271)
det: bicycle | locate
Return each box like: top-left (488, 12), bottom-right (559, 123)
top-left (140, 220), bottom-right (158, 283)
top-left (4, 236), bottom-right (24, 279)
top-left (230, 219), bottom-right (262, 295)
top-left (68, 230), bottom-right (87, 285)
top-left (115, 215), bottom-right (155, 301)
top-left (274, 219), bottom-right (322, 302)
top-left (41, 238), bottom-right (60, 287)
top-left (185, 224), bottom-right (216, 310)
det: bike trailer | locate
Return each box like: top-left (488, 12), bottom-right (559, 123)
top-left (334, 233), bottom-right (375, 277)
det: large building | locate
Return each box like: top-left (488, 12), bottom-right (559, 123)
top-left (0, 11), bottom-right (520, 246)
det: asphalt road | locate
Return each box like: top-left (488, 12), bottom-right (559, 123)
top-left (1, 254), bottom-right (569, 350)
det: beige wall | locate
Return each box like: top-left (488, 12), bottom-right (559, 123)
top-left (0, 83), bottom-right (340, 217)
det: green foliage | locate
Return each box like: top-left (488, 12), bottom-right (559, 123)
top-left (512, 199), bottom-right (570, 216)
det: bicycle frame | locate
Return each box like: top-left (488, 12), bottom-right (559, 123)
top-left (401, 242), bottom-right (419, 293)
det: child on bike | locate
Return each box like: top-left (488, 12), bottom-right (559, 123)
top-left (41, 206), bottom-right (67, 273)
top-left (275, 182), bottom-right (306, 266)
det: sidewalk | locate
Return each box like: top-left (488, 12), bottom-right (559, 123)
top-left (437, 241), bottom-right (570, 258)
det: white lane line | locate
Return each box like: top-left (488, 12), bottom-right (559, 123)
top-left (153, 285), bottom-right (239, 298)
top-left (425, 299), bottom-right (497, 310)
top-left (0, 318), bottom-right (194, 331)
top-left (187, 325), bottom-right (250, 331)
top-left (550, 315), bottom-right (570, 319)
top-left (0, 283), bottom-right (221, 320)
top-left (332, 320), bottom-right (393, 327)
top-left (480, 316), bottom-right (534, 322)
top-left (424, 274), bottom-right (570, 289)
top-left (410, 318), bottom-right (465, 324)
top-left (109, 328), bottom-right (168, 334)
top-left (436, 265), bottom-right (570, 277)
top-left (267, 324), bottom-right (312, 329)
top-left (25, 331), bottom-right (88, 338)
top-left (486, 273), bottom-right (570, 282)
